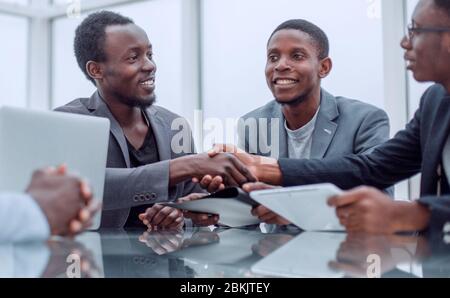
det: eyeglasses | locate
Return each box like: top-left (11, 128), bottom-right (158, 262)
top-left (405, 21), bottom-right (450, 41)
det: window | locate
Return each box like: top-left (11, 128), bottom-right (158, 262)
top-left (0, 13), bottom-right (28, 108)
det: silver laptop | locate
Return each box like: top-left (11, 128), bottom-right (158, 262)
top-left (0, 106), bottom-right (110, 230)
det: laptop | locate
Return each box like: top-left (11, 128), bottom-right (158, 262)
top-left (0, 106), bottom-right (110, 230)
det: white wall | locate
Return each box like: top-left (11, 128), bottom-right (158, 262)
top-left (0, 13), bottom-right (28, 108)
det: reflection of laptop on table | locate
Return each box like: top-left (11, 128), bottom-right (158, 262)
top-left (0, 106), bottom-right (110, 230)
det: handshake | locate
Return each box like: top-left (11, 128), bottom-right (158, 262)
top-left (139, 144), bottom-right (289, 230)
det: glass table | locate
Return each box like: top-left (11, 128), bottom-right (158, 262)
top-left (1, 227), bottom-right (449, 278)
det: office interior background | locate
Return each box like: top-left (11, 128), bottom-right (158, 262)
top-left (0, 0), bottom-right (431, 200)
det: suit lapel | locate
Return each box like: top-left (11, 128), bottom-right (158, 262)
top-left (145, 106), bottom-right (171, 161)
top-left (310, 89), bottom-right (339, 159)
top-left (88, 92), bottom-right (131, 167)
top-left (421, 97), bottom-right (450, 195)
top-left (273, 104), bottom-right (289, 158)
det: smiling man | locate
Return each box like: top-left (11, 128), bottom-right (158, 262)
top-left (56, 11), bottom-right (255, 229)
top-left (238, 19), bottom-right (389, 170)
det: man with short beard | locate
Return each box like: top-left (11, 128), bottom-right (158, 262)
top-left (56, 11), bottom-right (255, 229)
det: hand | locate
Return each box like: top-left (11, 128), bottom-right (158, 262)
top-left (192, 145), bottom-right (250, 192)
top-left (27, 165), bottom-right (96, 236)
top-left (242, 182), bottom-right (290, 225)
top-left (139, 229), bottom-right (184, 255)
top-left (328, 233), bottom-right (420, 278)
top-left (177, 193), bottom-right (220, 226)
top-left (171, 152), bottom-right (257, 188)
top-left (251, 205), bottom-right (291, 225)
top-left (43, 239), bottom-right (101, 278)
top-left (192, 175), bottom-right (226, 193)
top-left (139, 204), bottom-right (184, 230)
top-left (252, 234), bottom-right (294, 257)
top-left (207, 144), bottom-right (282, 185)
top-left (327, 186), bottom-right (429, 234)
top-left (207, 144), bottom-right (261, 177)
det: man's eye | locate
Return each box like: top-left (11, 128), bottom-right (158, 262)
top-left (147, 53), bottom-right (153, 60)
top-left (129, 55), bottom-right (138, 62)
top-left (293, 53), bottom-right (304, 60)
top-left (269, 55), bottom-right (278, 62)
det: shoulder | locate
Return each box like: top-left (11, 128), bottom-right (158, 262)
top-left (54, 98), bottom-right (90, 115)
top-left (333, 96), bottom-right (388, 121)
top-left (151, 105), bottom-right (186, 122)
top-left (420, 84), bottom-right (448, 106)
top-left (240, 100), bottom-right (280, 120)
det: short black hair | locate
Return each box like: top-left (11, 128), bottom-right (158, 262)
top-left (268, 19), bottom-right (329, 60)
top-left (434, 0), bottom-right (450, 17)
top-left (74, 11), bottom-right (134, 85)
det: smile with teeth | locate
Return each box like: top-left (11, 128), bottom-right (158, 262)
top-left (140, 79), bottom-right (155, 86)
top-left (274, 79), bottom-right (298, 86)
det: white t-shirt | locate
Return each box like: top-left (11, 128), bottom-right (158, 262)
top-left (285, 108), bottom-right (320, 159)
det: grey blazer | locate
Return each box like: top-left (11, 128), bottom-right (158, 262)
top-left (238, 89), bottom-right (390, 160)
top-left (55, 91), bottom-right (203, 228)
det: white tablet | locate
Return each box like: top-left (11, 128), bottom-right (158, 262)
top-left (249, 183), bottom-right (344, 231)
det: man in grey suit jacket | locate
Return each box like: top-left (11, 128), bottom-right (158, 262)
top-left (238, 19), bottom-right (389, 161)
top-left (234, 19), bottom-right (390, 227)
top-left (56, 11), bottom-right (255, 229)
top-left (239, 88), bottom-right (389, 160)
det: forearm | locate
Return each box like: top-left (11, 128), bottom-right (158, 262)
top-left (392, 201), bottom-right (431, 233)
top-left (169, 156), bottom-right (195, 186)
top-left (104, 163), bottom-right (170, 210)
top-left (254, 156), bottom-right (283, 185)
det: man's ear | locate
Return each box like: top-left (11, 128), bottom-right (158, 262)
top-left (86, 61), bottom-right (103, 82)
top-left (318, 57), bottom-right (332, 79)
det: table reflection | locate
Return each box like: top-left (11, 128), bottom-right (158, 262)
top-left (1, 226), bottom-right (449, 278)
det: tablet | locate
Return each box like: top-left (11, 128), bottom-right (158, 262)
top-left (249, 183), bottom-right (344, 231)
top-left (161, 188), bottom-right (260, 227)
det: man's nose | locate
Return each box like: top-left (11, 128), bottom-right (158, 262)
top-left (400, 35), bottom-right (411, 50)
top-left (142, 56), bottom-right (156, 72)
top-left (275, 57), bottom-right (291, 72)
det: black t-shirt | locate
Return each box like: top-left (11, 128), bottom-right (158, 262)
top-left (124, 116), bottom-right (160, 228)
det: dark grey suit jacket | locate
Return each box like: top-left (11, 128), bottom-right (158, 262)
top-left (238, 88), bottom-right (390, 159)
top-left (55, 91), bottom-right (203, 228)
